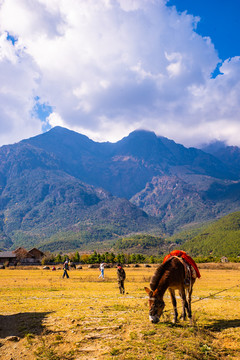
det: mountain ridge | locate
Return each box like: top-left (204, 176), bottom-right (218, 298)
top-left (1, 126), bottom-right (240, 252)
top-left (23, 127), bottom-right (237, 198)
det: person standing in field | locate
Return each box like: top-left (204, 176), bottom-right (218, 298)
top-left (99, 262), bottom-right (105, 279)
top-left (117, 263), bottom-right (126, 294)
top-left (63, 259), bottom-right (69, 278)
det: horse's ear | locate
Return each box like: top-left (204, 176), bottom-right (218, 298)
top-left (144, 287), bottom-right (151, 295)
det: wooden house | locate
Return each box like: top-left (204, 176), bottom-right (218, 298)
top-left (0, 251), bottom-right (17, 265)
top-left (0, 247), bottom-right (44, 265)
top-left (28, 248), bottom-right (44, 261)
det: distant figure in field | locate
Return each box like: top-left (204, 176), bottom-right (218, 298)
top-left (52, 266), bottom-right (56, 271)
top-left (117, 263), bottom-right (126, 294)
top-left (63, 260), bottom-right (69, 278)
top-left (98, 262), bottom-right (105, 279)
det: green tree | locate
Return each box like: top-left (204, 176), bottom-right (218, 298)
top-left (109, 252), bottom-right (115, 263)
top-left (103, 252), bottom-right (110, 263)
top-left (136, 254), bottom-right (145, 263)
top-left (96, 253), bottom-right (101, 263)
top-left (116, 253), bottom-right (125, 264)
top-left (149, 255), bottom-right (155, 264)
top-left (73, 251), bottom-right (80, 263)
top-left (55, 253), bottom-right (63, 263)
top-left (89, 250), bottom-right (98, 263)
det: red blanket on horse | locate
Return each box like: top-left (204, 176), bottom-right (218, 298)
top-left (163, 250), bottom-right (201, 278)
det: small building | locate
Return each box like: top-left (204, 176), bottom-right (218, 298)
top-left (14, 247), bottom-right (35, 263)
top-left (0, 251), bottom-right (17, 265)
top-left (221, 256), bottom-right (229, 263)
top-left (0, 247), bottom-right (44, 265)
top-left (28, 248), bottom-right (44, 260)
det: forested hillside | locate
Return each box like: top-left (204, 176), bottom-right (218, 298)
top-left (181, 211), bottom-right (240, 256)
top-left (113, 234), bottom-right (168, 255)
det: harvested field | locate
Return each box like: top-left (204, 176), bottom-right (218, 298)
top-left (0, 264), bottom-right (240, 359)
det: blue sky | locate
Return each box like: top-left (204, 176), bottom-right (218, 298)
top-left (167, 0), bottom-right (240, 61)
top-left (0, 0), bottom-right (240, 148)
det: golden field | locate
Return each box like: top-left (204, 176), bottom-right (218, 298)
top-left (0, 263), bottom-right (240, 360)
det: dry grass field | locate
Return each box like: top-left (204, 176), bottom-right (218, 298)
top-left (0, 263), bottom-right (240, 360)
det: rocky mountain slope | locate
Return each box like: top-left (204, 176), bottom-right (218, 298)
top-left (1, 126), bottom-right (240, 251)
top-left (0, 141), bottom-right (159, 251)
top-left (131, 174), bottom-right (240, 233)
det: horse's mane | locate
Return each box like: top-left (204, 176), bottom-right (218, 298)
top-left (150, 257), bottom-right (176, 291)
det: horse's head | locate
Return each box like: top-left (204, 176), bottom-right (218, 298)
top-left (145, 287), bottom-right (165, 323)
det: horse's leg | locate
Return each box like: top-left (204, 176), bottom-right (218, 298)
top-left (179, 287), bottom-right (189, 321)
top-left (180, 286), bottom-right (193, 324)
top-left (169, 288), bottom-right (178, 324)
top-left (187, 284), bottom-right (193, 319)
top-left (180, 288), bottom-right (186, 320)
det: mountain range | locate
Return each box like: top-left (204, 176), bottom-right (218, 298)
top-left (1, 126), bottom-right (240, 252)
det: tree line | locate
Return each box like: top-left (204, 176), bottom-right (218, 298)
top-left (42, 250), bottom-right (164, 265)
top-left (42, 250), bottom-right (240, 265)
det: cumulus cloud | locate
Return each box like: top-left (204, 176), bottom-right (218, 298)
top-left (0, 31), bottom-right (42, 145)
top-left (0, 0), bottom-right (239, 147)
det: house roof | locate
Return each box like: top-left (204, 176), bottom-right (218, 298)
top-left (28, 248), bottom-right (44, 256)
top-left (0, 251), bottom-right (17, 258)
top-left (14, 247), bottom-right (34, 258)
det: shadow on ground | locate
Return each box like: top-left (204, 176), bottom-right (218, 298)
top-left (0, 312), bottom-right (52, 339)
top-left (205, 319), bottom-right (240, 331)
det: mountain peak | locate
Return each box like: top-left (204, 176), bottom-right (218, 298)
top-left (127, 129), bottom-right (158, 139)
top-left (47, 126), bottom-right (74, 136)
top-left (114, 129), bottom-right (169, 163)
top-left (201, 140), bottom-right (227, 154)
top-left (38, 126), bottom-right (92, 142)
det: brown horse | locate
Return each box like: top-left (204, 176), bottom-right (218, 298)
top-left (145, 256), bottom-right (196, 324)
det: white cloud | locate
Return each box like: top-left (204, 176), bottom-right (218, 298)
top-left (0, 0), bottom-right (240, 147)
top-left (46, 112), bottom-right (65, 128)
top-left (0, 31), bottom-right (42, 145)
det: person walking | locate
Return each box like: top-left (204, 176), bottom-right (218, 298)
top-left (63, 259), bottom-right (69, 278)
top-left (98, 262), bottom-right (105, 279)
top-left (117, 263), bottom-right (126, 294)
